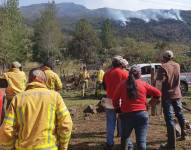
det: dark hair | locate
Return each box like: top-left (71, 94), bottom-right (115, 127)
top-left (112, 60), bottom-right (122, 68)
top-left (44, 58), bottom-right (54, 70)
top-left (126, 67), bottom-right (141, 100)
top-left (162, 56), bottom-right (171, 62)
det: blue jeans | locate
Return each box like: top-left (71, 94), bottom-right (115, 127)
top-left (162, 99), bottom-right (186, 147)
top-left (120, 111), bottom-right (149, 150)
top-left (106, 109), bottom-right (133, 148)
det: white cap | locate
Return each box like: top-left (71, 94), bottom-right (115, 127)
top-left (12, 61), bottom-right (21, 68)
top-left (163, 50), bottom-right (174, 59)
top-left (113, 55), bottom-right (123, 62)
top-left (120, 59), bottom-right (129, 68)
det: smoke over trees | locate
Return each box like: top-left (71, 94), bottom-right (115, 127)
top-left (0, 1), bottom-right (190, 71)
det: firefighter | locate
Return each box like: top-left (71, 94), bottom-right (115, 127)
top-left (79, 66), bottom-right (90, 97)
top-left (95, 66), bottom-right (105, 98)
top-left (0, 69), bottom-right (73, 150)
top-left (3, 61), bottom-right (27, 108)
top-left (41, 59), bottom-right (63, 91)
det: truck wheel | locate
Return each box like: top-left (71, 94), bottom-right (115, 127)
top-left (180, 81), bottom-right (188, 96)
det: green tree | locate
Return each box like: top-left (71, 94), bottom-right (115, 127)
top-left (0, 0), bottom-right (32, 65)
top-left (101, 19), bottom-right (116, 49)
top-left (68, 19), bottom-right (100, 63)
top-left (33, 1), bottom-right (63, 62)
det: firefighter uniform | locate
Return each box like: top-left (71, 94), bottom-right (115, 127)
top-left (0, 81), bottom-right (73, 150)
top-left (42, 66), bottom-right (63, 91)
top-left (95, 69), bottom-right (105, 98)
top-left (3, 68), bottom-right (27, 107)
top-left (79, 70), bottom-right (90, 97)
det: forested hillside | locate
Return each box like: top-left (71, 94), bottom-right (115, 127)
top-left (0, 1), bottom-right (191, 71)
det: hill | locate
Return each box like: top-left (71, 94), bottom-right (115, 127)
top-left (21, 2), bottom-right (191, 43)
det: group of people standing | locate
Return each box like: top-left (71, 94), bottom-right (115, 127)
top-left (0, 50), bottom-right (188, 150)
top-left (0, 59), bottom-right (73, 150)
top-left (103, 51), bottom-right (187, 150)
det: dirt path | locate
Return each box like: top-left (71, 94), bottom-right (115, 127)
top-left (68, 112), bottom-right (191, 150)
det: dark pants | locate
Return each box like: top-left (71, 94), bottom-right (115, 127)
top-left (120, 111), bottom-right (149, 150)
top-left (95, 82), bottom-right (103, 98)
top-left (162, 99), bottom-right (186, 148)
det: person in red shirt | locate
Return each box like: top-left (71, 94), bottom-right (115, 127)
top-left (0, 89), bottom-right (6, 125)
top-left (113, 66), bottom-right (161, 150)
top-left (103, 56), bottom-right (132, 150)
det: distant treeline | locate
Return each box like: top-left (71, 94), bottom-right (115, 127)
top-left (0, 0), bottom-right (191, 71)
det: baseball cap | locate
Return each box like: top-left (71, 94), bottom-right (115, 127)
top-left (12, 61), bottom-right (21, 68)
top-left (120, 59), bottom-right (129, 68)
top-left (163, 50), bottom-right (174, 59)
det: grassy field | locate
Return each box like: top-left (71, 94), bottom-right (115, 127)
top-left (63, 89), bottom-right (191, 150)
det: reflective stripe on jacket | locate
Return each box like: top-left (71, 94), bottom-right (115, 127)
top-left (42, 67), bottom-right (63, 91)
top-left (3, 68), bottom-right (27, 98)
top-left (0, 82), bottom-right (73, 150)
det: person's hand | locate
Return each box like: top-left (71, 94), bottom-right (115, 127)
top-left (149, 97), bottom-right (160, 107)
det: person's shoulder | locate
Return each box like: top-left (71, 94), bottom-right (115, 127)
top-left (163, 61), bottom-right (180, 68)
top-left (100, 69), bottom-right (105, 73)
top-left (136, 79), bottom-right (145, 84)
top-left (136, 79), bottom-right (148, 87)
top-left (47, 69), bottom-right (58, 76)
top-left (105, 68), bottom-right (112, 75)
top-left (173, 61), bottom-right (180, 67)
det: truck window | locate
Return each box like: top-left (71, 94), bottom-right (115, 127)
top-left (141, 66), bottom-right (151, 75)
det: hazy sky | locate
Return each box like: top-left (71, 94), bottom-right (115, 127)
top-left (19, 0), bottom-right (191, 10)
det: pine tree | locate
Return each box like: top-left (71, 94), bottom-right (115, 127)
top-left (101, 19), bottom-right (116, 49)
top-left (33, 1), bottom-right (63, 62)
top-left (0, 0), bottom-right (32, 65)
top-left (68, 19), bottom-right (100, 63)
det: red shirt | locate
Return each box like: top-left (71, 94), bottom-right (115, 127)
top-left (113, 79), bottom-right (161, 113)
top-left (0, 91), bottom-right (4, 124)
top-left (104, 67), bottom-right (128, 99)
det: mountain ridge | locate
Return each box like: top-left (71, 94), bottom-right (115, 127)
top-left (20, 2), bottom-right (191, 43)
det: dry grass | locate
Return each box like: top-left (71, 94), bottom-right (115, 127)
top-left (64, 89), bottom-right (191, 150)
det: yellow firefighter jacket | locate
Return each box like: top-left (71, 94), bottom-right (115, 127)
top-left (79, 70), bottom-right (90, 82)
top-left (3, 68), bottom-right (27, 99)
top-left (42, 67), bottom-right (63, 91)
top-left (0, 82), bottom-right (73, 150)
top-left (97, 69), bottom-right (105, 83)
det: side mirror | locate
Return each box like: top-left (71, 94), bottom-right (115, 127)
top-left (0, 78), bottom-right (8, 88)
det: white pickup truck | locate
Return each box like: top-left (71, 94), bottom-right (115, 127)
top-left (132, 63), bottom-right (189, 95)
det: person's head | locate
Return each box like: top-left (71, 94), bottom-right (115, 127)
top-left (126, 66), bottom-right (141, 100)
top-left (43, 58), bottom-right (54, 70)
top-left (120, 58), bottom-right (129, 69)
top-left (112, 55), bottom-right (123, 68)
top-left (162, 50), bottom-right (174, 63)
top-left (29, 69), bottom-right (47, 84)
top-left (12, 61), bottom-right (21, 69)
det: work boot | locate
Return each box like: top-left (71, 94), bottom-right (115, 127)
top-left (160, 143), bottom-right (175, 150)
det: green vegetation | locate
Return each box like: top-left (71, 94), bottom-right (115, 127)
top-left (0, 0), bottom-right (32, 65)
top-left (0, 1), bottom-right (191, 72)
top-left (101, 19), bottom-right (116, 49)
top-left (68, 19), bottom-right (101, 63)
top-left (33, 2), bottom-right (63, 62)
